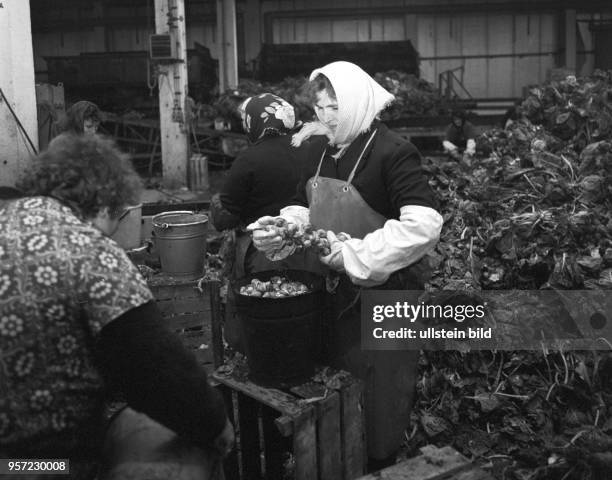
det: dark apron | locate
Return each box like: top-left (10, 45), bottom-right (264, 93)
top-left (306, 130), bottom-right (421, 460)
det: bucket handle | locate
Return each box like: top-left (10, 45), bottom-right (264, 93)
top-left (152, 210), bottom-right (208, 228)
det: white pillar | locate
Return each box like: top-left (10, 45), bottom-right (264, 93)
top-left (155, 0), bottom-right (189, 189)
top-left (216, 0), bottom-right (238, 93)
top-left (0, 0), bottom-right (38, 187)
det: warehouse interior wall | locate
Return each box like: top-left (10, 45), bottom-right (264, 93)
top-left (263, 7), bottom-right (557, 98)
top-left (29, 0), bottom-right (612, 100)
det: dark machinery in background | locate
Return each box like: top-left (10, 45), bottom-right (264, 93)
top-left (256, 40), bottom-right (419, 82)
top-left (45, 39), bottom-right (419, 110)
top-left (44, 42), bottom-right (217, 114)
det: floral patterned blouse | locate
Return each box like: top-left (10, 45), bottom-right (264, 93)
top-left (0, 196), bottom-right (153, 454)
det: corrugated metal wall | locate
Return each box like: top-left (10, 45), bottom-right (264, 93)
top-left (270, 11), bottom-right (557, 98)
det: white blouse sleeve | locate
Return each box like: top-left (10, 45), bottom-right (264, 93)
top-left (340, 205), bottom-right (443, 287)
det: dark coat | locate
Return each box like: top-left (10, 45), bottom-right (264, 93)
top-left (294, 121), bottom-right (438, 219)
top-left (213, 134), bottom-right (307, 230)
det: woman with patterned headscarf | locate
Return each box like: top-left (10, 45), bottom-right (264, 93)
top-left (210, 93), bottom-right (312, 277)
top-left (249, 62), bottom-right (444, 470)
top-left (209, 93), bottom-right (316, 351)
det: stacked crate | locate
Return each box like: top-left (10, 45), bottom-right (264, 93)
top-left (213, 365), bottom-right (366, 480)
top-left (147, 273), bottom-right (215, 369)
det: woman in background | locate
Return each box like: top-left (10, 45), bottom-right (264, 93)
top-left (54, 100), bottom-right (103, 136)
top-left (209, 93), bottom-right (318, 352)
top-left (210, 92), bottom-right (310, 276)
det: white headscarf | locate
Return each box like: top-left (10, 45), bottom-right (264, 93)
top-left (311, 61), bottom-right (394, 145)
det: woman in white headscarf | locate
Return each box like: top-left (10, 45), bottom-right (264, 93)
top-left (249, 61), bottom-right (443, 469)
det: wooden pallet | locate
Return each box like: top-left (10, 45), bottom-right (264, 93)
top-left (356, 445), bottom-right (494, 480)
top-left (147, 274), bottom-right (222, 370)
top-left (213, 364), bottom-right (366, 480)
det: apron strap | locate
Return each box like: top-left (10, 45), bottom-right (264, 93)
top-left (312, 148), bottom-right (326, 186)
top-left (313, 128), bottom-right (377, 188)
top-left (345, 129), bottom-right (378, 189)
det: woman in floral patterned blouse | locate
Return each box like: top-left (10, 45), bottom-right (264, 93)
top-left (0, 134), bottom-right (233, 479)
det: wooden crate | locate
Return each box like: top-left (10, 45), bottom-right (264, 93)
top-left (356, 445), bottom-right (494, 480)
top-left (147, 273), bottom-right (216, 369)
top-left (213, 365), bottom-right (366, 480)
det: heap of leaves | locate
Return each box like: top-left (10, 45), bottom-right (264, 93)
top-left (412, 71), bottom-right (612, 480)
top-left (406, 350), bottom-right (612, 480)
top-left (205, 71), bottom-right (444, 129)
top-left (373, 70), bottom-right (444, 118)
top-left (207, 76), bottom-right (313, 127)
top-left (425, 73), bottom-right (612, 292)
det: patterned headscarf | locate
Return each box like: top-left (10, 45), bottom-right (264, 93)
top-left (239, 93), bottom-right (297, 143)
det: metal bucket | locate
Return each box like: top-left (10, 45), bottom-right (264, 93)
top-left (152, 211), bottom-right (208, 279)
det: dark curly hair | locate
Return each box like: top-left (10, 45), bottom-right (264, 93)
top-left (306, 74), bottom-right (337, 106)
top-left (17, 134), bottom-right (142, 219)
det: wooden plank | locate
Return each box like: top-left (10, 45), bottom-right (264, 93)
top-left (292, 409), bottom-right (317, 480)
top-left (316, 392), bottom-right (342, 480)
top-left (156, 297), bottom-right (207, 315)
top-left (340, 379), bottom-right (366, 479)
top-left (208, 280), bottom-right (225, 368)
top-left (356, 445), bottom-right (474, 480)
top-left (290, 382), bottom-right (342, 480)
top-left (274, 415), bottom-right (294, 437)
top-left (178, 330), bottom-right (212, 346)
top-left (213, 373), bottom-right (310, 419)
top-left (150, 283), bottom-right (205, 300)
top-left (166, 312), bottom-right (208, 331)
top-left (262, 406), bottom-right (285, 480)
top-left (450, 468), bottom-right (495, 480)
top-left (219, 386), bottom-right (240, 480)
top-left (148, 275), bottom-right (202, 288)
top-left (237, 393), bottom-right (263, 480)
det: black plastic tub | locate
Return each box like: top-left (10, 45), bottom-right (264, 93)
top-left (232, 270), bottom-right (326, 388)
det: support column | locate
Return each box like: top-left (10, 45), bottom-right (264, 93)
top-left (0, 0), bottom-right (38, 186)
top-left (154, 0), bottom-right (189, 188)
top-left (565, 9), bottom-right (577, 71)
top-left (243, 0), bottom-right (262, 72)
top-left (216, 0), bottom-right (238, 93)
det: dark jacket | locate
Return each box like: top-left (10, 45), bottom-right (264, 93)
top-left (213, 134), bottom-right (307, 230)
top-left (294, 121), bottom-right (438, 219)
top-left (444, 120), bottom-right (477, 149)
